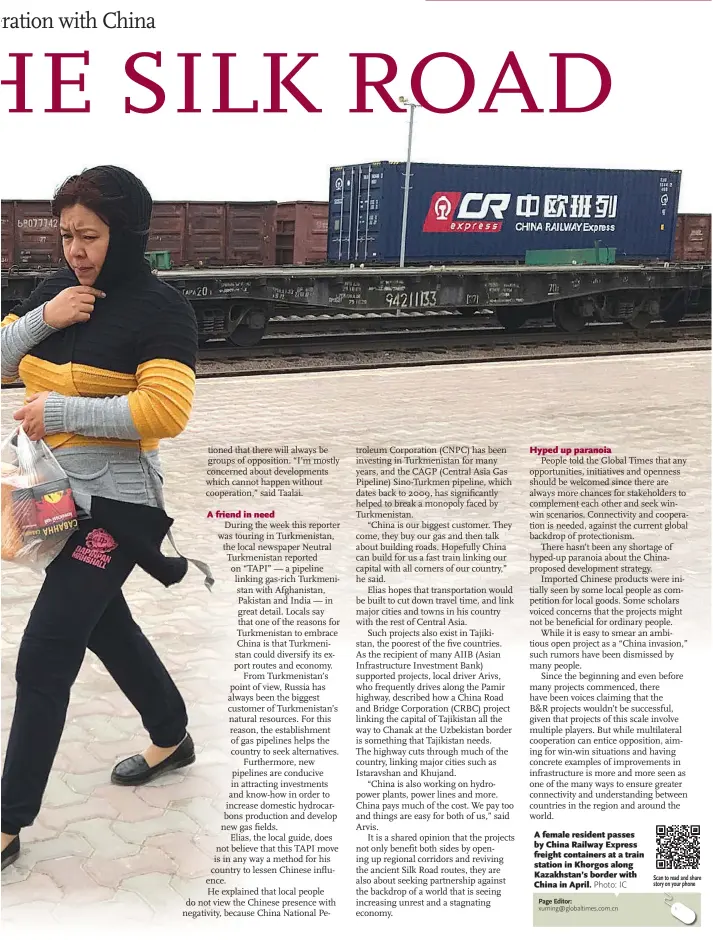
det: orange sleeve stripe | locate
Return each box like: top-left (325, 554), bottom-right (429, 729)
top-left (127, 358), bottom-right (196, 440)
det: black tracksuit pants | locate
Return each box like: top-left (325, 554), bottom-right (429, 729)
top-left (1, 519), bottom-right (188, 835)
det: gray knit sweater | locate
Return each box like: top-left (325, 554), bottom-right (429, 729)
top-left (1, 305), bottom-right (140, 439)
top-left (2, 305), bottom-right (214, 586)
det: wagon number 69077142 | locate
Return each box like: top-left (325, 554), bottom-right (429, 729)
top-left (385, 290), bottom-right (438, 308)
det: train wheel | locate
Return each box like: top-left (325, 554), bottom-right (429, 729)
top-left (660, 291), bottom-right (687, 325)
top-left (553, 301), bottom-right (586, 333)
top-left (495, 310), bottom-right (529, 332)
top-left (227, 305), bottom-right (269, 347)
top-left (661, 306), bottom-right (685, 325)
top-left (625, 309), bottom-right (653, 330)
top-left (621, 297), bottom-right (656, 331)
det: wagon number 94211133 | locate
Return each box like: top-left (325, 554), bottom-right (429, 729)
top-left (385, 290), bottom-right (438, 308)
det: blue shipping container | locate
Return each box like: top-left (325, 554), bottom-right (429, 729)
top-left (327, 163), bottom-right (680, 264)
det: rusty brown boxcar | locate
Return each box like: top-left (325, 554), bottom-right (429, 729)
top-left (276, 202), bottom-right (329, 265)
top-left (674, 213), bottom-right (712, 262)
top-left (3, 201), bottom-right (62, 269)
top-left (2, 199), bottom-right (286, 270)
top-left (146, 201), bottom-right (277, 266)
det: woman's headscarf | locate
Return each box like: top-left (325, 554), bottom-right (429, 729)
top-left (54, 165), bottom-right (153, 291)
top-left (10, 165), bottom-right (155, 314)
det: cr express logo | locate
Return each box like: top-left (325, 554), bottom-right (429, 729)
top-left (423, 192), bottom-right (509, 233)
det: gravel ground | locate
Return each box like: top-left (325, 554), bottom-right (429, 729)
top-left (196, 332), bottom-right (710, 377)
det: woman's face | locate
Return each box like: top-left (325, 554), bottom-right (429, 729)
top-left (60, 204), bottom-right (110, 286)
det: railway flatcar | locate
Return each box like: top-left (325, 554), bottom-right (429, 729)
top-left (1, 185), bottom-right (709, 344)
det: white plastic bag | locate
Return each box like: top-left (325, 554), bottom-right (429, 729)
top-left (1, 427), bottom-right (78, 570)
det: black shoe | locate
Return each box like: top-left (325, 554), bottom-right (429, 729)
top-left (111, 734), bottom-right (195, 786)
top-left (1, 835), bottom-right (20, 871)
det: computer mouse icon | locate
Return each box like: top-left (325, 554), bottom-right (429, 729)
top-left (670, 901), bottom-right (697, 926)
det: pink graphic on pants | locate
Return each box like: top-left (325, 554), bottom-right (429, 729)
top-left (72, 528), bottom-right (118, 569)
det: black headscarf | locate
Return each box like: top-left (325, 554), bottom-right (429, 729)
top-left (61, 165), bottom-right (153, 291)
top-left (11, 165), bottom-right (155, 313)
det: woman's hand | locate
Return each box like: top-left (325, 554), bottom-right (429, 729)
top-left (43, 286), bottom-right (106, 329)
top-left (13, 392), bottom-right (51, 441)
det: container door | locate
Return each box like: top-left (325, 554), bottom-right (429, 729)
top-left (328, 166), bottom-right (359, 262)
top-left (353, 164), bottom-right (388, 262)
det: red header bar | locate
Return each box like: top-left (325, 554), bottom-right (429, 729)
top-left (426, 1), bottom-right (710, 4)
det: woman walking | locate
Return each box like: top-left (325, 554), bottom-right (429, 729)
top-left (1, 166), bottom-right (201, 870)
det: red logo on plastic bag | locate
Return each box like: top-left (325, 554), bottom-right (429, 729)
top-left (34, 489), bottom-right (76, 528)
top-left (12, 481), bottom-right (78, 541)
top-left (72, 528), bottom-right (118, 569)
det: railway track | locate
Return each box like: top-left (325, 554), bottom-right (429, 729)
top-left (264, 309), bottom-right (469, 335)
top-left (199, 317), bottom-right (710, 357)
top-left (2, 318), bottom-right (708, 390)
top-left (224, 307), bottom-right (711, 340)
top-left (198, 306), bottom-right (710, 343)
top-left (194, 317), bottom-right (710, 378)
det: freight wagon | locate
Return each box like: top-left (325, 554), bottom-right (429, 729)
top-left (1, 196), bottom-right (708, 272)
top-left (276, 202), bottom-right (329, 265)
top-left (1, 200), bottom-right (329, 270)
top-left (1, 200), bottom-right (709, 344)
top-left (146, 201), bottom-right (278, 267)
top-left (328, 162), bottom-right (684, 264)
top-left (674, 214), bottom-right (711, 263)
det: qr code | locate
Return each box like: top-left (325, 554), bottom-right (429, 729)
top-left (656, 825), bottom-right (701, 869)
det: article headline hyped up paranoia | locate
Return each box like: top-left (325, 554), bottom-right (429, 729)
top-left (1, 51), bottom-right (612, 115)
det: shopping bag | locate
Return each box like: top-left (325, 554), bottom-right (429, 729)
top-left (1, 426), bottom-right (78, 569)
